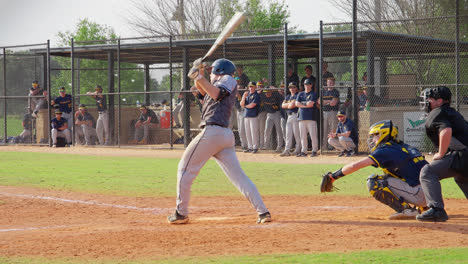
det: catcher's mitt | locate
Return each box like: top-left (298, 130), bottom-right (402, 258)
top-left (320, 172), bottom-right (337, 192)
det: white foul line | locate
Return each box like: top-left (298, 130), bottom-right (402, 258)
top-left (0, 225), bottom-right (69, 232)
top-left (0, 192), bottom-right (170, 214)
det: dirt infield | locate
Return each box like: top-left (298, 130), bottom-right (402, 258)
top-left (1, 146), bottom-right (467, 261)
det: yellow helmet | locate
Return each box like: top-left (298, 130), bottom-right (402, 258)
top-left (367, 120), bottom-right (398, 152)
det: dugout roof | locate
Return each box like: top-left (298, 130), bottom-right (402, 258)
top-left (31, 30), bottom-right (468, 64)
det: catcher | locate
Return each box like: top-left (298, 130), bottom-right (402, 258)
top-left (320, 120), bottom-right (428, 220)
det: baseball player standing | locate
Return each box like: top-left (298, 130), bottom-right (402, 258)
top-left (167, 58), bottom-right (271, 224)
top-left (241, 81), bottom-right (261, 153)
top-left (417, 86), bottom-right (468, 222)
top-left (295, 78), bottom-right (319, 157)
top-left (87, 85), bottom-right (111, 146)
top-left (280, 82), bottom-right (301, 156)
top-left (51, 87), bottom-right (73, 131)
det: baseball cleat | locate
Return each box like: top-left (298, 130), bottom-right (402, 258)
top-left (338, 151), bottom-right (346, 157)
top-left (388, 208), bottom-right (418, 220)
top-left (309, 151), bottom-right (317, 157)
top-left (279, 151), bottom-right (291, 157)
top-left (296, 152), bottom-right (307, 157)
top-left (167, 211), bottom-right (189, 224)
top-left (416, 207), bottom-right (448, 222)
top-left (257, 212), bottom-right (272, 224)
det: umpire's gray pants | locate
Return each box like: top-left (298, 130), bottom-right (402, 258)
top-left (299, 120), bottom-right (318, 153)
top-left (51, 128), bottom-right (71, 144)
top-left (284, 114), bottom-right (301, 153)
top-left (244, 116), bottom-right (259, 150)
top-left (420, 138), bottom-right (468, 208)
top-left (322, 111), bottom-right (338, 147)
top-left (96, 111), bottom-right (110, 145)
top-left (264, 111), bottom-right (284, 150)
top-left (328, 136), bottom-right (355, 152)
top-left (176, 125), bottom-right (269, 216)
top-left (257, 111), bottom-right (267, 148)
top-left (236, 109), bottom-right (247, 148)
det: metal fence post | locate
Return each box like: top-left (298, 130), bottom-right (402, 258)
top-left (455, 0), bottom-right (460, 111)
top-left (71, 38), bottom-right (75, 145)
top-left (117, 39), bottom-right (121, 146)
top-left (352, 0), bottom-right (359, 134)
top-left (2, 47), bottom-right (6, 142)
top-left (283, 23), bottom-right (288, 93)
top-left (169, 35), bottom-right (173, 149)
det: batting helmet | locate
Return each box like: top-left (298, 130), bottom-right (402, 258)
top-left (367, 120), bottom-right (398, 152)
top-left (211, 58), bottom-right (236, 75)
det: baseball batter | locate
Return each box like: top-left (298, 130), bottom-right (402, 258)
top-left (167, 58), bottom-right (271, 224)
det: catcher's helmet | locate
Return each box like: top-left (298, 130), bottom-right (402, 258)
top-left (211, 58), bottom-right (236, 75)
top-left (420, 86), bottom-right (452, 113)
top-left (367, 120), bottom-right (398, 152)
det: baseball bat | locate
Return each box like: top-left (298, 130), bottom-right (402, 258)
top-left (201, 12), bottom-right (246, 61)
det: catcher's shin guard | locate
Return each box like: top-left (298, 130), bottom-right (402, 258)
top-left (366, 174), bottom-right (410, 212)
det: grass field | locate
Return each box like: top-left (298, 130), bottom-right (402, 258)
top-left (0, 151), bottom-right (467, 263)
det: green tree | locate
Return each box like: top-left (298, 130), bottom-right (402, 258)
top-left (52, 19), bottom-right (146, 106)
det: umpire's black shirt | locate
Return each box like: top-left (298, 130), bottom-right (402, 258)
top-left (425, 103), bottom-right (468, 149)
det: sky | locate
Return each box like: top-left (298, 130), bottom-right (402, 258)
top-left (0, 0), bottom-right (349, 47)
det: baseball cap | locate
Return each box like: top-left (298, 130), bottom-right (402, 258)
top-left (139, 104), bottom-right (147, 110)
top-left (95, 85), bottom-right (102, 90)
top-left (256, 81), bottom-right (263, 86)
top-left (248, 81), bottom-right (256, 87)
top-left (429, 86), bottom-right (452, 101)
top-left (279, 82), bottom-right (286, 88)
top-left (55, 110), bottom-right (63, 114)
top-left (79, 104), bottom-right (86, 110)
top-left (304, 79), bottom-right (313, 85)
top-left (288, 82), bottom-right (297, 88)
top-left (337, 110), bottom-right (346, 117)
top-left (235, 77), bottom-right (240, 81)
top-left (59, 87), bottom-right (65, 92)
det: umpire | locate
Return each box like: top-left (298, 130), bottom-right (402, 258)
top-left (417, 86), bottom-right (468, 222)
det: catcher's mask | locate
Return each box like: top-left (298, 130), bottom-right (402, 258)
top-left (367, 120), bottom-right (398, 152)
top-left (420, 86), bottom-right (452, 113)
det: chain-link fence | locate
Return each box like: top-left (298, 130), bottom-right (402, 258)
top-left (320, 12), bottom-right (467, 154)
top-left (1, 6), bottom-right (466, 155)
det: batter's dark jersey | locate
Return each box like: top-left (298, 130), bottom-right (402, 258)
top-left (368, 142), bottom-right (427, 187)
top-left (199, 75), bottom-right (237, 128)
top-left (425, 103), bottom-right (468, 148)
top-left (54, 94), bottom-right (72, 113)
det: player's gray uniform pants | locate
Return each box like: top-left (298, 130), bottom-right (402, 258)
top-left (258, 111), bottom-right (267, 149)
top-left (328, 136), bottom-right (355, 152)
top-left (62, 112), bottom-right (73, 134)
top-left (96, 111), bottom-right (110, 145)
top-left (236, 109), bottom-right (247, 149)
top-left (135, 123), bottom-right (159, 142)
top-left (75, 125), bottom-right (98, 145)
top-left (20, 129), bottom-right (32, 142)
top-left (322, 111), bottom-right (338, 147)
top-left (264, 111), bottom-right (284, 150)
top-left (51, 128), bottom-right (71, 144)
top-left (420, 138), bottom-right (468, 209)
top-left (173, 101), bottom-right (184, 127)
top-left (284, 114), bottom-right (301, 153)
top-left (299, 120), bottom-right (318, 153)
top-left (176, 125), bottom-right (269, 216)
top-left (244, 116), bottom-right (259, 150)
top-left (369, 175), bottom-right (426, 207)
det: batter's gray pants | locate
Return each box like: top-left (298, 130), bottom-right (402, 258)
top-left (328, 136), bottom-right (355, 152)
top-left (75, 125), bottom-right (98, 145)
top-left (51, 128), bottom-right (71, 144)
top-left (420, 138), bottom-right (468, 209)
top-left (96, 111), bottom-right (110, 145)
top-left (264, 111), bottom-right (284, 150)
top-left (284, 114), bottom-right (301, 153)
top-left (244, 116), bottom-right (259, 150)
top-left (175, 125), bottom-right (269, 216)
top-left (236, 109), bottom-right (247, 149)
top-left (299, 120), bottom-right (318, 153)
top-left (257, 111), bottom-right (267, 149)
top-left (322, 111), bottom-right (338, 148)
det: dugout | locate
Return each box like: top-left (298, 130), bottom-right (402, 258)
top-left (27, 28), bottom-right (468, 151)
